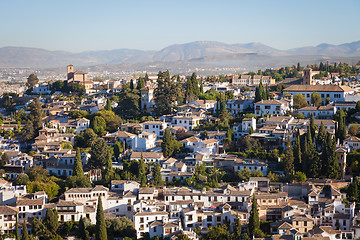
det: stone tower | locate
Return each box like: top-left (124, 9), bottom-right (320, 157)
top-left (67, 64), bottom-right (74, 81)
top-left (302, 68), bottom-right (314, 85)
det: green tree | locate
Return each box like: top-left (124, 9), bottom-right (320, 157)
top-left (29, 98), bottom-right (43, 131)
top-left (356, 101), bottom-right (360, 112)
top-left (152, 163), bottom-right (164, 186)
top-left (311, 92), bottom-right (321, 106)
top-left (293, 93), bottom-right (308, 109)
top-left (294, 171), bottom-right (307, 182)
top-left (294, 133), bottom-right (302, 169)
top-left (105, 98), bottom-right (112, 111)
top-left (21, 120), bottom-right (35, 143)
top-left (203, 225), bottom-right (230, 240)
top-left (26, 73), bottom-right (39, 88)
top-left (283, 138), bottom-right (294, 175)
top-left (106, 216), bottom-right (136, 239)
top-left (21, 221), bottom-right (29, 240)
top-left (317, 122), bottom-right (327, 151)
top-left (91, 116), bottom-right (106, 135)
top-left (138, 152), bottom-right (147, 186)
top-left (310, 113), bottom-right (317, 141)
top-left (161, 128), bottom-right (181, 158)
top-left (113, 141), bottom-right (123, 159)
top-left (96, 197), bottom-right (107, 240)
top-left (347, 182), bottom-right (359, 202)
top-left (130, 79), bottom-right (134, 91)
top-left (255, 81), bottom-right (266, 102)
top-left (232, 216), bottom-right (242, 239)
top-left (248, 196), bottom-right (262, 238)
top-left (337, 110), bottom-right (347, 144)
top-left (78, 216), bottom-right (90, 240)
top-left (349, 124), bottom-right (359, 136)
top-left (116, 89), bottom-right (141, 120)
top-left (322, 133), bottom-right (340, 179)
top-left (73, 148), bottom-right (84, 176)
top-left (154, 70), bottom-right (179, 116)
top-left (13, 173), bottom-right (29, 186)
top-left (44, 209), bottom-right (59, 234)
top-left (0, 152), bottom-right (8, 167)
top-left (136, 77), bottom-right (145, 91)
top-left (177, 232), bottom-right (191, 240)
top-left (15, 216), bottom-right (19, 240)
top-left (89, 138), bottom-right (113, 170)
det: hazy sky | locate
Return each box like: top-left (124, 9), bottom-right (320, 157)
top-left (1, 0), bottom-right (359, 52)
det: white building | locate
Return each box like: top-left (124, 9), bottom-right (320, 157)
top-left (344, 136), bottom-right (360, 151)
top-left (254, 99), bottom-right (291, 116)
top-left (32, 83), bottom-right (51, 95)
top-left (130, 152), bottom-right (164, 163)
top-left (133, 211), bottom-right (169, 238)
top-left (181, 137), bottom-right (219, 157)
top-left (172, 116), bottom-right (202, 131)
top-left (0, 206), bottom-right (18, 234)
top-left (296, 105), bottom-right (336, 119)
top-left (142, 121), bottom-right (167, 139)
top-left (224, 99), bottom-right (253, 118)
top-left (284, 85), bottom-right (356, 104)
top-left (233, 117), bottom-right (257, 140)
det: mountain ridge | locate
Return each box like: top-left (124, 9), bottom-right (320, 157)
top-left (0, 40), bottom-right (360, 68)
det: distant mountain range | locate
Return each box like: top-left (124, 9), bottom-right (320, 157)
top-left (0, 40), bottom-right (360, 70)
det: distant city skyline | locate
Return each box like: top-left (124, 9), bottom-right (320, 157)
top-left (1, 0), bottom-right (359, 52)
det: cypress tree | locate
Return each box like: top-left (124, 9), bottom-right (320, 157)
top-left (233, 216), bottom-right (242, 239)
top-left (96, 197), bottom-right (107, 240)
top-left (259, 81), bottom-right (266, 100)
top-left (348, 182), bottom-right (359, 202)
top-left (44, 209), bottom-right (59, 234)
top-left (309, 154), bottom-right (321, 178)
top-left (73, 148), bottom-right (84, 176)
top-left (199, 80), bottom-right (204, 94)
top-left (248, 196), bottom-right (260, 238)
top-left (113, 141), bottom-right (123, 160)
top-left (153, 163), bottom-right (164, 186)
top-left (105, 99), bottom-right (112, 111)
top-left (265, 84), bottom-right (270, 100)
top-left (79, 216), bottom-right (90, 240)
top-left (15, 216), bottom-right (19, 240)
top-left (130, 79), bottom-right (134, 91)
top-left (303, 127), bottom-right (314, 175)
top-left (255, 81), bottom-right (266, 102)
top-left (335, 122), bottom-right (339, 143)
top-left (323, 133), bottom-right (340, 179)
top-left (339, 112), bottom-right (347, 144)
top-left (310, 113), bottom-right (317, 141)
top-left (137, 77), bottom-right (145, 91)
top-left (283, 138), bottom-right (294, 175)
top-left (185, 76), bottom-right (194, 103)
top-left (21, 120), bottom-right (35, 142)
top-left (317, 122), bottom-right (327, 151)
top-left (191, 72), bottom-right (200, 97)
top-left (161, 128), bottom-right (173, 158)
top-left (294, 132), bottom-right (302, 170)
top-left (29, 97), bottom-right (43, 132)
top-left (21, 221), bottom-right (29, 240)
top-left (139, 152), bottom-right (147, 186)
top-left (144, 73), bottom-right (150, 84)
